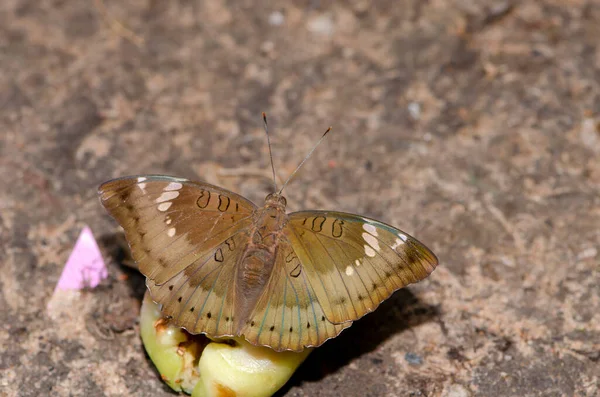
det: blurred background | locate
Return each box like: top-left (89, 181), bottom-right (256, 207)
top-left (1, 1), bottom-right (599, 396)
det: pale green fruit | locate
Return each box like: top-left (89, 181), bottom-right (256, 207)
top-left (140, 291), bottom-right (311, 396)
top-left (140, 291), bottom-right (204, 393)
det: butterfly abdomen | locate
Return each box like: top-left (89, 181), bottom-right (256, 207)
top-left (234, 248), bottom-right (277, 332)
top-left (239, 251), bottom-right (275, 287)
top-left (233, 201), bottom-right (288, 333)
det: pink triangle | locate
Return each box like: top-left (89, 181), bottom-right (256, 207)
top-left (55, 226), bottom-right (108, 291)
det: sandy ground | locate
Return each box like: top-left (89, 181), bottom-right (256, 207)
top-left (1, 1), bottom-right (599, 396)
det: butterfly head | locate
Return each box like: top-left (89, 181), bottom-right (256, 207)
top-left (264, 193), bottom-right (287, 210)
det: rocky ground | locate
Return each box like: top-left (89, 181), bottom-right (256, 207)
top-left (1, 1), bottom-right (599, 396)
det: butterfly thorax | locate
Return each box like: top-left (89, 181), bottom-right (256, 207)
top-left (235, 193), bottom-right (288, 330)
top-left (252, 192), bottom-right (287, 237)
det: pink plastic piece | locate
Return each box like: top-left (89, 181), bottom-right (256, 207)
top-left (55, 226), bottom-right (108, 290)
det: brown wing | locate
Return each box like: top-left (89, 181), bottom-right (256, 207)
top-left (284, 211), bottom-right (438, 324)
top-left (98, 175), bottom-right (256, 336)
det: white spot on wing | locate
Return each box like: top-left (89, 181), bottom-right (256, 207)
top-left (345, 265), bottom-right (354, 276)
top-left (355, 259), bottom-right (361, 267)
top-left (158, 202), bottom-right (172, 212)
top-left (138, 183), bottom-right (147, 194)
top-left (167, 227), bottom-right (176, 237)
top-left (155, 191), bottom-right (179, 203)
top-left (363, 223), bottom-right (378, 236)
top-left (398, 233), bottom-right (408, 242)
top-left (391, 238), bottom-right (405, 250)
top-left (362, 232), bottom-right (380, 251)
top-left (165, 216), bottom-right (172, 225)
top-left (137, 177), bottom-right (147, 182)
top-left (364, 245), bottom-right (376, 257)
top-left (165, 182), bottom-right (183, 191)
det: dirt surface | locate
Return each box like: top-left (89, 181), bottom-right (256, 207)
top-left (1, 1), bottom-right (599, 396)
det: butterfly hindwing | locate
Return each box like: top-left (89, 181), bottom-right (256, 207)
top-left (284, 211), bottom-right (438, 324)
top-left (240, 239), bottom-right (351, 351)
top-left (147, 231), bottom-right (249, 337)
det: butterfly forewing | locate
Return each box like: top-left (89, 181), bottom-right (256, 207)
top-left (285, 211), bottom-right (438, 324)
top-left (240, 239), bottom-right (351, 351)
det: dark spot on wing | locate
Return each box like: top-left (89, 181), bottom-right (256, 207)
top-left (218, 194), bottom-right (230, 212)
top-left (332, 219), bottom-right (344, 237)
top-left (196, 190), bottom-right (210, 209)
top-left (404, 246), bottom-right (421, 266)
top-left (312, 216), bottom-right (326, 232)
top-left (214, 248), bottom-right (224, 262)
top-left (290, 263), bottom-right (302, 278)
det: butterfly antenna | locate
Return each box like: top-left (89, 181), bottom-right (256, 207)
top-left (279, 126), bottom-right (332, 194)
top-left (262, 112), bottom-right (278, 193)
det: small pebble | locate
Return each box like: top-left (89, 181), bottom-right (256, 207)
top-left (443, 384), bottom-right (471, 397)
top-left (580, 117), bottom-right (600, 152)
top-left (404, 352), bottom-right (423, 365)
top-left (307, 14), bottom-right (335, 36)
top-left (268, 11), bottom-right (285, 26)
top-left (577, 247), bottom-right (597, 261)
top-left (408, 102), bottom-right (421, 120)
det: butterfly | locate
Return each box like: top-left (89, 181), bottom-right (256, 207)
top-left (98, 117), bottom-right (438, 352)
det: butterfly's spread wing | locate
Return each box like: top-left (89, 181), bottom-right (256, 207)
top-left (284, 211), bottom-right (438, 324)
top-left (240, 239), bottom-right (351, 352)
top-left (98, 175), bottom-right (256, 336)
